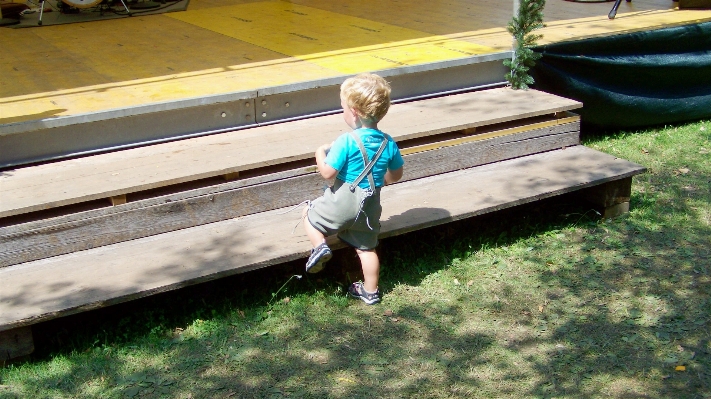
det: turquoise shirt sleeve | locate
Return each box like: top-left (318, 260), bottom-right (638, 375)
top-left (323, 133), bottom-right (349, 174)
top-left (388, 139), bottom-right (404, 171)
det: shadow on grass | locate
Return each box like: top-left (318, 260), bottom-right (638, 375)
top-left (3, 183), bottom-right (709, 398)
top-left (521, 186), bottom-right (710, 397)
top-left (12, 271), bottom-right (499, 398)
top-left (516, 127), bottom-right (710, 397)
top-left (2, 127), bottom-right (709, 398)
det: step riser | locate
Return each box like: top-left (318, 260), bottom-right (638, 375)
top-left (0, 146), bottom-right (646, 334)
top-left (0, 122), bottom-right (579, 267)
top-left (1, 89), bottom-right (583, 219)
top-left (0, 56), bottom-right (509, 169)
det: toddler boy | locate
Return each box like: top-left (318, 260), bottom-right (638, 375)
top-left (303, 73), bottom-right (404, 305)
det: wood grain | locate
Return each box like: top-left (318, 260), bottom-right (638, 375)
top-left (1, 122), bottom-right (579, 267)
top-left (0, 326), bottom-right (33, 361)
top-left (0, 88), bottom-right (581, 218)
top-left (0, 146), bottom-right (645, 332)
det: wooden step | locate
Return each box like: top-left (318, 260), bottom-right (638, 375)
top-left (0, 88), bottom-right (581, 219)
top-left (0, 115), bottom-right (581, 267)
top-left (0, 145), bottom-right (646, 334)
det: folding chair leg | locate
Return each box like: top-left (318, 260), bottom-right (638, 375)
top-left (117, 0), bottom-right (131, 15)
top-left (37, 0), bottom-right (45, 25)
top-left (609, 0), bottom-right (631, 19)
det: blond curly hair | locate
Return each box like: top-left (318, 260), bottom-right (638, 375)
top-left (340, 73), bottom-right (391, 123)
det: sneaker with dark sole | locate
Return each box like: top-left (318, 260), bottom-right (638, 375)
top-left (348, 282), bottom-right (380, 305)
top-left (305, 242), bottom-right (332, 273)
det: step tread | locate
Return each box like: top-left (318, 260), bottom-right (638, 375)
top-left (0, 88), bottom-right (580, 218)
top-left (0, 146), bottom-right (644, 331)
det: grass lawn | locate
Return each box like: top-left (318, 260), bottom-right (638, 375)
top-left (1, 120), bottom-right (709, 399)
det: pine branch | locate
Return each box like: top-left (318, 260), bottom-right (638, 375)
top-left (506, 0), bottom-right (546, 90)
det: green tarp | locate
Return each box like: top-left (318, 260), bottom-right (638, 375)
top-left (531, 22), bottom-right (711, 128)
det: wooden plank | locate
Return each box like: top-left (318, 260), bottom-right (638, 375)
top-left (0, 88), bottom-right (581, 219)
top-left (600, 202), bottom-right (630, 219)
top-left (0, 326), bottom-right (33, 362)
top-left (400, 124), bottom-right (580, 182)
top-left (400, 113), bottom-right (579, 156)
top-left (0, 146), bottom-right (645, 331)
top-left (223, 172), bottom-right (240, 181)
top-left (0, 123), bottom-right (580, 268)
top-left (578, 177), bottom-right (632, 208)
top-left (575, 176), bottom-right (633, 219)
top-left (2, 112), bottom-right (578, 232)
top-left (109, 195), bottom-right (127, 206)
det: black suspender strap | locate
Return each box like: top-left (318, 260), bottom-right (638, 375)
top-left (348, 132), bottom-right (388, 193)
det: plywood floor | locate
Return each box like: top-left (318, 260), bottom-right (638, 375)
top-left (1, 0), bottom-right (710, 125)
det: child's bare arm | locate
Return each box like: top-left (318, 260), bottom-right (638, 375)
top-left (315, 144), bottom-right (338, 180)
top-left (385, 167), bottom-right (403, 185)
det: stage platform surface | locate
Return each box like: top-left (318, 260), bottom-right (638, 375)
top-left (2, 0), bottom-right (711, 128)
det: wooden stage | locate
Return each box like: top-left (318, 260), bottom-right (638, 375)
top-left (0, 87), bottom-right (646, 359)
top-left (0, 0), bottom-right (691, 361)
top-left (1, 0), bottom-right (711, 126)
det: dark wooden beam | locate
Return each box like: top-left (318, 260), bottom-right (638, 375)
top-left (576, 176), bottom-right (634, 219)
top-left (0, 326), bottom-right (34, 364)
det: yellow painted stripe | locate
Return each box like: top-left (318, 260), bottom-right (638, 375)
top-left (400, 114), bottom-right (580, 156)
top-left (538, 10), bottom-right (711, 45)
top-left (167, 1), bottom-right (497, 73)
top-left (0, 58), bottom-right (338, 124)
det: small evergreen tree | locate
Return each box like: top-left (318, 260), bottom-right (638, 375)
top-left (504, 0), bottom-right (546, 90)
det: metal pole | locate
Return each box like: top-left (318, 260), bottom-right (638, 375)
top-left (512, 0), bottom-right (519, 63)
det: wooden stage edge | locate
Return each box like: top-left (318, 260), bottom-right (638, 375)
top-left (0, 88), bottom-right (580, 220)
top-left (0, 86), bottom-right (647, 360)
top-left (3, 1), bottom-right (711, 168)
top-left (0, 146), bottom-right (646, 335)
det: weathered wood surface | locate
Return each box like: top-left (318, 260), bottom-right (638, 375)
top-left (599, 202), bottom-right (631, 219)
top-left (577, 177), bottom-right (632, 208)
top-left (0, 121), bottom-right (580, 268)
top-left (576, 176), bottom-right (633, 219)
top-left (0, 88), bottom-right (581, 218)
top-left (0, 146), bottom-right (645, 332)
top-left (0, 326), bottom-right (33, 362)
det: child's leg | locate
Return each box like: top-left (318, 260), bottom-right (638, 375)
top-left (302, 207), bottom-right (332, 273)
top-left (356, 248), bottom-right (380, 293)
top-left (302, 207), bottom-right (326, 247)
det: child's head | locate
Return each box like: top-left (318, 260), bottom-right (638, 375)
top-left (340, 73), bottom-right (391, 124)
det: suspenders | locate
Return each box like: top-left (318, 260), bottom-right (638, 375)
top-left (348, 131), bottom-right (388, 193)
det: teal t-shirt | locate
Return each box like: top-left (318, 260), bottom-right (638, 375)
top-left (324, 128), bottom-right (404, 189)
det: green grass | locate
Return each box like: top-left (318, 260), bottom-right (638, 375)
top-left (1, 120), bottom-right (710, 399)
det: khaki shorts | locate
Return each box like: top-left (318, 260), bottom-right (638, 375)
top-left (307, 179), bottom-right (382, 250)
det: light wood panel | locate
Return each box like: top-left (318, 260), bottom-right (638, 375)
top-left (0, 121), bottom-right (579, 267)
top-left (0, 146), bottom-right (645, 331)
top-left (0, 88), bottom-right (581, 218)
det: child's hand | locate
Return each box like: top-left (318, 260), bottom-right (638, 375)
top-left (319, 143), bottom-right (332, 152)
